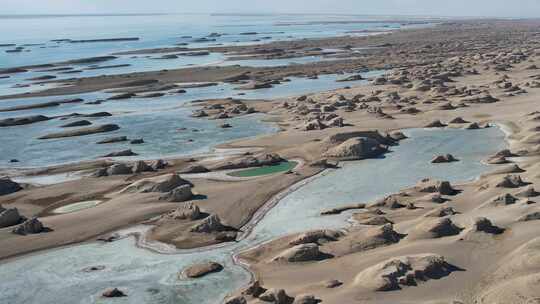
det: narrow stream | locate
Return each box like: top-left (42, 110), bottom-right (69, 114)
top-left (0, 126), bottom-right (506, 304)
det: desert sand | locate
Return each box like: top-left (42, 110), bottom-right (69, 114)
top-left (2, 19), bottom-right (540, 304)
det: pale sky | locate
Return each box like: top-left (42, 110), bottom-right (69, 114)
top-left (2, 0), bottom-right (540, 18)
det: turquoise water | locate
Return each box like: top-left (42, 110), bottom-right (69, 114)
top-left (0, 126), bottom-right (506, 304)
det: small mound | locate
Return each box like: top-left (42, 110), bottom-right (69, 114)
top-left (357, 215), bottom-right (394, 225)
top-left (190, 214), bottom-right (227, 233)
top-left (465, 122), bottom-right (481, 130)
top-left (120, 174), bottom-right (192, 193)
top-left (424, 206), bottom-right (458, 217)
top-left (0, 207), bottom-right (23, 229)
top-left (323, 137), bottom-right (387, 161)
top-left (326, 224), bottom-right (402, 257)
top-left (289, 230), bottom-right (342, 246)
top-left (353, 254), bottom-right (457, 291)
top-left (495, 175), bottom-right (529, 188)
top-left (431, 154), bottom-right (459, 163)
top-left (0, 178), bottom-right (22, 196)
top-left (407, 217), bottom-right (462, 240)
top-left (417, 179), bottom-right (458, 195)
top-left (424, 120), bottom-right (447, 128)
top-left (159, 184), bottom-right (193, 202)
top-left (164, 203), bottom-right (201, 221)
top-left (388, 131), bottom-right (407, 141)
top-left (472, 217), bottom-right (505, 234)
top-left (371, 194), bottom-right (407, 209)
top-left (259, 288), bottom-right (294, 304)
top-left (449, 117), bottom-right (469, 124)
top-left (271, 243), bottom-right (330, 263)
top-left (490, 193), bottom-right (518, 206)
top-left (182, 261), bottom-right (223, 278)
top-left (516, 186), bottom-right (540, 198)
top-left (12, 217), bottom-right (48, 235)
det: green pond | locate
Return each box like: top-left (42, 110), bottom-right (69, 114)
top-left (52, 200), bottom-right (103, 214)
top-left (228, 161), bottom-right (298, 177)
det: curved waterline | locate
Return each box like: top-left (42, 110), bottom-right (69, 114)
top-left (0, 126), bottom-right (507, 304)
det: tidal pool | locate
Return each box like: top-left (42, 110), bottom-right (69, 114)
top-left (52, 200), bottom-right (103, 214)
top-left (228, 161), bottom-right (298, 177)
top-left (0, 127), bottom-right (506, 304)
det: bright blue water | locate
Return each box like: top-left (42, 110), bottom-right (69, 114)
top-left (0, 126), bottom-right (506, 304)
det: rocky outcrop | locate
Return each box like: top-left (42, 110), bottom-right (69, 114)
top-left (182, 261), bottom-right (223, 278)
top-left (495, 175), bottom-right (528, 188)
top-left (472, 217), bottom-right (505, 234)
top-left (150, 159), bottom-right (168, 170)
top-left (324, 137), bottom-right (386, 160)
top-left (289, 230), bottom-right (342, 246)
top-left (101, 149), bottom-right (138, 157)
top-left (431, 154), bottom-right (459, 163)
top-left (491, 193), bottom-right (518, 206)
top-left (102, 288), bottom-right (126, 298)
top-left (516, 187), bottom-right (540, 198)
top-left (388, 131), bottom-right (407, 141)
top-left (101, 163), bottom-right (132, 176)
top-left (293, 294), bottom-right (320, 304)
top-left (259, 289), bottom-right (294, 304)
top-left (38, 124), bottom-right (120, 139)
top-left (353, 254), bottom-right (455, 291)
top-left (190, 214), bottom-right (226, 233)
top-left (224, 296), bottom-right (247, 304)
top-left (120, 174), bottom-right (192, 193)
top-left (328, 224), bottom-right (401, 256)
top-left (0, 178), bottom-right (22, 196)
top-left (179, 164), bottom-right (210, 174)
top-left (417, 179), bottom-right (458, 195)
top-left (210, 154), bottom-right (283, 171)
top-left (131, 161), bottom-right (154, 173)
top-left (0, 206), bottom-right (24, 228)
top-left (12, 217), bottom-right (47, 235)
top-left (159, 185), bottom-right (193, 202)
top-left (166, 203), bottom-right (201, 220)
top-left (407, 217), bottom-right (462, 240)
top-left (424, 206), bottom-right (458, 217)
top-left (424, 120), bottom-right (447, 128)
top-left (272, 243), bottom-right (329, 262)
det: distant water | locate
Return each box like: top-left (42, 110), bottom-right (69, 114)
top-left (0, 13), bottom-right (413, 169)
top-left (0, 14), bottom-right (405, 69)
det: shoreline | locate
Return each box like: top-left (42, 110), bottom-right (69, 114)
top-left (3, 18), bottom-right (540, 304)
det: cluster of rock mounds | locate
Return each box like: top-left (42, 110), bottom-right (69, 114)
top-left (92, 159), bottom-right (168, 177)
top-left (225, 280), bottom-right (320, 304)
top-left (353, 254), bottom-right (458, 291)
top-left (191, 98), bottom-right (257, 120)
